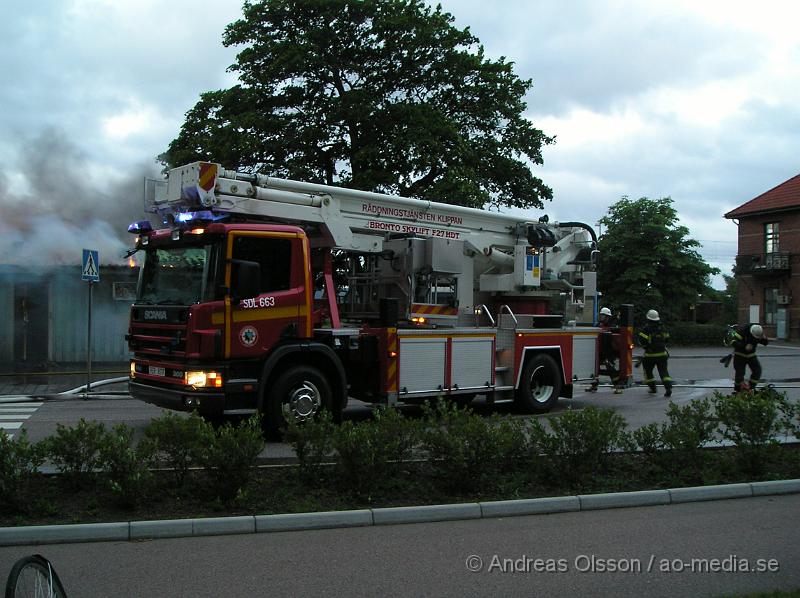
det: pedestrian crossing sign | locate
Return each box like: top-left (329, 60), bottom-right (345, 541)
top-left (82, 249), bottom-right (100, 282)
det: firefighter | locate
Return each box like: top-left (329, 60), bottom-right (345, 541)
top-left (637, 309), bottom-right (673, 397)
top-left (587, 307), bottom-right (623, 394)
top-left (725, 323), bottom-right (769, 392)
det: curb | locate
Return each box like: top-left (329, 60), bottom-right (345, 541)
top-left (1, 479), bottom-right (799, 547)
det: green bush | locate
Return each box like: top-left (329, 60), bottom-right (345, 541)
top-left (98, 424), bottom-right (155, 508)
top-left (420, 403), bottom-right (528, 493)
top-left (144, 411), bottom-right (214, 488)
top-left (660, 399), bottom-right (717, 480)
top-left (200, 416), bottom-right (265, 503)
top-left (545, 406), bottom-right (630, 483)
top-left (0, 430), bottom-right (43, 512)
top-left (713, 389), bottom-right (795, 476)
top-left (43, 418), bottom-right (107, 488)
top-left (669, 323), bottom-right (728, 346)
top-left (284, 411), bottom-right (336, 485)
top-left (332, 407), bottom-right (421, 498)
top-left (632, 422), bottom-right (664, 456)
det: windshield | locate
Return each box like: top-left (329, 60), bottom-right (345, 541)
top-left (137, 244), bottom-right (218, 305)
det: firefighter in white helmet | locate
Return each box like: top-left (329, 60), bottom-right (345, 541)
top-left (724, 323), bottom-right (769, 392)
top-left (587, 307), bottom-right (623, 394)
top-left (636, 309), bottom-right (673, 397)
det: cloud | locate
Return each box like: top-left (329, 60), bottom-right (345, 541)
top-left (3, 0), bottom-right (799, 289)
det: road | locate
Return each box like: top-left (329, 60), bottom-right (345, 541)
top-left (4, 344), bottom-right (800, 461)
top-left (1, 495), bottom-right (798, 597)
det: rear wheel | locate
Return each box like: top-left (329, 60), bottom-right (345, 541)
top-left (515, 354), bottom-right (562, 413)
top-left (264, 365), bottom-right (333, 438)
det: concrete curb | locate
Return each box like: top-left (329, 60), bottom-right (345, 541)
top-left (578, 489), bottom-right (670, 510)
top-left (1, 479), bottom-right (798, 546)
top-left (372, 503), bottom-right (481, 526)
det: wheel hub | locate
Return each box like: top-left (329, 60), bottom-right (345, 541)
top-left (529, 366), bottom-right (553, 403)
top-left (285, 381), bottom-right (321, 421)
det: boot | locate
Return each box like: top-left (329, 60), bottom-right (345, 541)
top-left (586, 380), bottom-right (599, 392)
top-left (664, 387), bottom-right (672, 398)
top-left (648, 385), bottom-right (657, 394)
top-left (613, 386), bottom-right (623, 395)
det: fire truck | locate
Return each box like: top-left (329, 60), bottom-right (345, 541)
top-left (127, 162), bottom-right (632, 435)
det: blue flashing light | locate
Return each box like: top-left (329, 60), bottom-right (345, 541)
top-left (175, 211), bottom-right (228, 227)
top-left (128, 220), bottom-right (153, 234)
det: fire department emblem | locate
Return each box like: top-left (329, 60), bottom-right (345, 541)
top-left (239, 326), bottom-right (258, 347)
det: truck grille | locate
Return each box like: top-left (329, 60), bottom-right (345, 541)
top-left (129, 306), bottom-right (189, 357)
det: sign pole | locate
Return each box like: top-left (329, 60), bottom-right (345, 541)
top-left (82, 249), bottom-right (100, 398)
top-left (87, 281), bottom-right (93, 397)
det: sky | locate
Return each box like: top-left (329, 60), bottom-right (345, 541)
top-left (1, 0), bottom-right (799, 288)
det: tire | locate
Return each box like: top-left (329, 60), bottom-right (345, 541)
top-left (263, 365), bottom-right (333, 438)
top-left (515, 354), bottom-right (562, 414)
top-left (5, 554), bottom-right (67, 598)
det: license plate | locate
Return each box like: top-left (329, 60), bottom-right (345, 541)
top-left (148, 366), bottom-right (166, 377)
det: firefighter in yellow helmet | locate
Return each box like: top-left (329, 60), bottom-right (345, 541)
top-left (636, 309), bottom-right (673, 397)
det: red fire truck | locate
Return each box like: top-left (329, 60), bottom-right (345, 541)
top-left (127, 162), bottom-right (632, 434)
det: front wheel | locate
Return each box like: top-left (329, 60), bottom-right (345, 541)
top-left (5, 554), bottom-right (67, 598)
top-left (515, 354), bottom-right (562, 414)
top-left (264, 365), bottom-right (333, 438)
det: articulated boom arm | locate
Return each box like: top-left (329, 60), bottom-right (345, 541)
top-left (157, 163), bottom-right (576, 254)
top-left (150, 162), bottom-right (596, 302)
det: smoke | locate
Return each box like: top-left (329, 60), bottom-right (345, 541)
top-left (0, 127), bottom-right (158, 267)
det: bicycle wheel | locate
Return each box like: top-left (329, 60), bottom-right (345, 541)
top-left (5, 554), bottom-right (67, 598)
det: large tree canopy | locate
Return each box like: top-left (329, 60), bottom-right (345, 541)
top-left (596, 196), bottom-right (719, 323)
top-left (163, 0), bottom-right (554, 209)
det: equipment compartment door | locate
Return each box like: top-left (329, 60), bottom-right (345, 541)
top-left (398, 337), bottom-right (446, 394)
top-left (572, 333), bottom-right (599, 379)
top-left (451, 337), bottom-right (494, 390)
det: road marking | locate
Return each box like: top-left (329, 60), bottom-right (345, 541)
top-left (0, 400), bottom-right (43, 438)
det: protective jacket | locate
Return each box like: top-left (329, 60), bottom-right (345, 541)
top-left (727, 324), bottom-right (769, 358)
top-left (637, 321), bottom-right (669, 357)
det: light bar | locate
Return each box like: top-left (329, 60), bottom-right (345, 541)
top-left (175, 210), bottom-right (227, 227)
top-left (128, 220), bottom-right (153, 234)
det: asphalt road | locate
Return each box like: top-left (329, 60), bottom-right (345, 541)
top-left (5, 344), bottom-right (800, 461)
top-left (1, 495), bottom-right (798, 597)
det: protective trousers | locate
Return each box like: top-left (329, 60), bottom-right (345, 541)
top-left (642, 355), bottom-right (672, 391)
top-left (733, 354), bottom-right (762, 391)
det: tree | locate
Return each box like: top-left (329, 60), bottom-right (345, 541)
top-left (596, 197), bottom-right (719, 323)
top-left (163, 0), bottom-right (554, 210)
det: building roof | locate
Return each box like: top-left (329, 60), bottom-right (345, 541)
top-left (725, 173), bottom-right (800, 219)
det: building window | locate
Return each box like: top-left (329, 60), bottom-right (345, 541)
top-left (764, 288), bottom-right (778, 325)
top-left (764, 222), bottom-right (780, 253)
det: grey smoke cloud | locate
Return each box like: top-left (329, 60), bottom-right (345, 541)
top-left (0, 127), bottom-right (157, 267)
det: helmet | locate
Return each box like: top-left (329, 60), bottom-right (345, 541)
top-left (599, 307), bottom-right (612, 317)
top-left (750, 324), bottom-right (764, 339)
top-left (646, 309), bottom-right (660, 321)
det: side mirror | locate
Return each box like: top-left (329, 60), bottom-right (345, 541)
top-left (231, 259), bottom-right (261, 301)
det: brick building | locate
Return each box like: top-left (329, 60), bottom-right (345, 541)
top-left (725, 173), bottom-right (800, 341)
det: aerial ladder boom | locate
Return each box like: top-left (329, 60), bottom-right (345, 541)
top-left (151, 162), bottom-right (596, 303)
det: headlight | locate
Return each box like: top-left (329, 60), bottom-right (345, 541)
top-left (185, 371), bottom-right (223, 388)
top-left (130, 362), bottom-right (136, 378)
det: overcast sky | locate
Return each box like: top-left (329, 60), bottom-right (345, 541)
top-left (2, 0), bottom-right (798, 287)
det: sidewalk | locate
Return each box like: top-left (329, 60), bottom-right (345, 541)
top-left (0, 363), bottom-right (129, 396)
